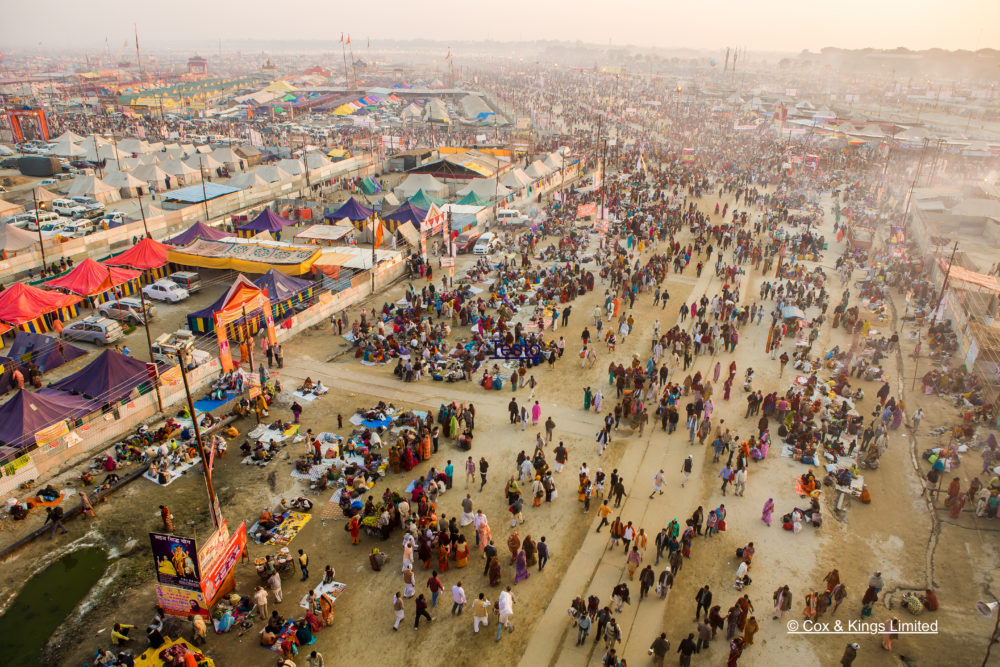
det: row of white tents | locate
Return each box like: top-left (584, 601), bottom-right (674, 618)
top-left (392, 151), bottom-right (566, 202)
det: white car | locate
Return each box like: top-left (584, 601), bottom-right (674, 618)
top-left (60, 219), bottom-right (95, 238)
top-left (98, 297), bottom-right (157, 324)
top-left (142, 279), bottom-right (190, 303)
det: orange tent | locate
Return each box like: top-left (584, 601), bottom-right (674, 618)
top-left (44, 258), bottom-right (141, 297)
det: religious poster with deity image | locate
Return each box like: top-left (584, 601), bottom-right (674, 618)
top-left (150, 532), bottom-right (201, 590)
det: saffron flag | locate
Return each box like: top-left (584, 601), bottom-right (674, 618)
top-left (374, 216), bottom-right (384, 249)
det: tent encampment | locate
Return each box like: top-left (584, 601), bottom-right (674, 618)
top-left (0, 283), bottom-right (82, 331)
top-left (49, 349), bottom-right (162, 404)
top-left (0, 389), bottom-right (97, 450)
top-left (237, 209), bottom-right (296, 236)
top-left (44, 258), bottom-right (141, 299)
top-left (165, 221), bottom-right (230, 246)
top-left (0, 331), bottom-right (86, 373)
top-left (328, 197), bottom-right (373, 222)
top-left (105, 237), bottom-right (169, 270)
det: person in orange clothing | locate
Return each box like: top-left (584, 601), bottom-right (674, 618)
top-left (348, 515), bottom-right (360, 545)
top-left (418, 434), bottom-right (431, 461)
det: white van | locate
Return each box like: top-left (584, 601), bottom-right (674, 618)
top-left (473, 232), bottom-right (495, 255)
top-left (53, 198), bottom-right (88, 217)
top-left (496, 209), bottom-right (527, 226)
top-left (25, 210), bottom-right (61, 231)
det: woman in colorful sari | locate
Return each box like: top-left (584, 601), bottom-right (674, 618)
top-left (488, 556), bottom-right (502, 586)
top-left (593, 390), bottom-right (603, 413)
top-left (507, 530), bottom-right (521, 565)
top-left (681, 526), bottom-right (693, 558)
top-left (454, 536), bottom-right (469, 567)
top-left (319, 594), bottom-right (335, 626)
top-left (761, 498), bottom-right (775, 527)
top-left (304, 610), bottom-right (323, 633)
top-left (437, 541), bottom-right (450, 572)
top-left (523, 535), bottom-right (537, 567)
top-left (514, 549), bottom-right (530, 583)
top-left (802, 591), bottom-right (818, 619)
top-left (583, 386), bottom-right (592, 410)
top-left (477, 517), bottom-right (492, 550)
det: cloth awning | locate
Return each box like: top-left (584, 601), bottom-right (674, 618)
top-left (49, 349), bottom-right (164, 404)
top-left (0, 389), bottom-right (98, 449)
top-left (166, 239), bottom-right (319, 275)
top-left (105, 237), bottom-right (170, 270)
top-left (328, 197), bottom-right (373, 221)
top-left (0, 283), bottom-right (82, 326)
top-left (293, 225), bottom-right (354, 243)
top-left (44, 258), bottom-right (141, 296)
top-left (939, 258), bottom-right (1000, 293)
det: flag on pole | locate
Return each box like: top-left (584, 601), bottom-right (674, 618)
top-left (445, 50), bottom-right (451, 60)
top-left (346, 35), bottom-right (351, 45)
top-left (374, 215), bottom-right (383, 249)
top-left (340, 33), bottom-right (344, 43)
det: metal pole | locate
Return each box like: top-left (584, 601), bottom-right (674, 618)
top-left (240, 305), bottom-right (260, 424)
top-left (177, 350), bottom-right (220, 528)
top-left (138, 192), bottom-right (149, 238)
top-left (931, 242), bottom-right (959, 326)
top-left (31, 188), bottom-right (48, 274)
top-left (199, 156), bottom-right (210, 222)
top-left (135, 279), bottom-right (164, 412)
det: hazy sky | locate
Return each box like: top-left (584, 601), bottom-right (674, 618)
top-left (2, 0), bottom-right (997, 53)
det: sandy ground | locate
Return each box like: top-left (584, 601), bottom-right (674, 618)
top-left (1, 185), bottom-right (997, 667)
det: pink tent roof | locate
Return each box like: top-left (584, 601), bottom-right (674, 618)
top-left (0, 283), bottom-right (82, 325)
top-left (105, 237), bottom-right (169, 270)
top-left (44, 258), bottom-right (141, 296)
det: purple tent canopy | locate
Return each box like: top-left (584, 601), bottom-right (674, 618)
top-left (238, 209), bottom-right (295, 233)
top-left (328, 197), bottom-right (373, 221)
top-left (165, 221), bottom-right (230, 246)
top-left (49, 349), bottom-right (163, 404)
top-left (0, 332), bottom-right (87, 373)
top-left (383, 201), bottom-right (428, 226)
top-left (0, 389), bottom-right (98, 449)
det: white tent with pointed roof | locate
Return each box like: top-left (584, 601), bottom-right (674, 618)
top-left (160, 158), bottom-right (202, 185)
top-left (304, 151), bottom-right (331, 170)
top-left (501, 168), bottom-right (532, 190)
top-left (185, 154), bottom-right (222, 173)
top-left (117, 137), bottom-right (150, 155)
top-left (52, 130), bottom-right (85, 144)
top-left (524, 160), bottom-right (552, 179)
top-left (178, 143), bottom-right (197, 157)
top-left (277, 158), bottom-right (305, 176)
top-left (254, 165), bottom-right (291, 183)
top-left (50, 139), bottom-right (87, 157)
top-left (210, 147), bottom-right (243, 168)
top-left (66, 174), bottom-right (121, 204)
top-left (394, 174), bottom-right (448, 200)
top-left (104, 170), bottom-right (148, 198)
top-left (132, 164), bottom-right (171, 190)
top-left (226, 171), bottom-right (269, 189)
top-left (84, 142), bottom-right (120, 163)
top-left (138, 153), bottom-right (161, 166)
top-left (456, 178), bottom-right (508, 200)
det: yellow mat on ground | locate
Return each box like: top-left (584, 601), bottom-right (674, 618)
top-left (268, 510), bottom-right (312, 546)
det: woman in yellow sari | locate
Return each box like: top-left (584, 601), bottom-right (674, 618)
top-left (319, 593), bottom-right (335, 625)
top-left (802, 591), bottom-right (818, 619)
top-left (454, 536), bottom-right (470, 568)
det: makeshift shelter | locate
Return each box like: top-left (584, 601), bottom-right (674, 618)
top-left (44, 258), bottom-right (141, 304)
top-left (0, 283), bottom-right (81, 332)
top-left (187, 274), bottom-right (276, 335)
top-left (52, 130), bottom-right (85, 143)
top-left (50, 139), bottom-right (87, 158)
top-left (0, 331), bottom-right (86, 373)
top-left (237, 209), bottom-right (296, 238)
top-left (394, 174), bottom-right (448, 200)
top-left (117, 137), bottom-right (150, 155)
top-left (185, 153), bottom-right (223, 174)
top-left (210, 147), bottom-right (243, 170)
top-left (360, 176), bottom-right (381, 195)
top-left (49, 349), bottom-right (161, 405)
top-left (166, 239), bottom-right (319, 276)
top-left (0, 222), bottom-right (38, 257)
top-left (383, 201), bottom-right (428, 231)
top-left (328, 198), bottom-right (373, 228)
top-left (501, 168), bottom-right (532, 191)
top-left (165, 221), bottom-right (230, 246)
top-left (0, 389), bottom-right (97, 451)
top-left (525, 160), bottom-right (552, 180)
top-left (304, 152), bottom-right (330, 170)
top-left (66, 174), bottom-right (121, 204)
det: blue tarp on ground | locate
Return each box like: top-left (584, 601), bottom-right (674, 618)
top-left (165, 221), bottom-right (230, 246)
top-left (49, 349), bottom-right (162, 404)
top-left (0, 389), bottom-right (98, 448)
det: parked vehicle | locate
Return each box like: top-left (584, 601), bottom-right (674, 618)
top-left (62, 316), bottom-right (124, 345)
top-left (167, 271), bottom-right (201, 293)
top-left (60, 219), bottom-right (96, 238)
top-left (454, 232), bottom-right (481, 254)
top-left (24, 210), bottom-right (61, 230)
top-left (101, 212), bottom-right (127, 226)
top-left (473, 232), bottom-right (495, 255)
top-left (142, 279), bottom-right (190, 303)
top-left (53, 198), bottom-right (89, 217)
top-left (151, 330), bottom-right (210, 367)
top-left (496, 209), bottom-right (529, 226)
top-left (98, 297), bottom-right (157, 325)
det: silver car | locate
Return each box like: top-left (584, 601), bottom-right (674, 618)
top-left (62, 316), bottom-right (125, 345)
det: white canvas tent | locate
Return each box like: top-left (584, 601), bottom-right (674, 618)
top-left (160, 158), bottom-right (202, 185)
top-left (501, 168), bottom-right (532, 190)
top-left (104, 170), bottom-right (148, 198)
top-left (524, 160), bottom-right (552, 179)
top-left (304, 151), bottom-right (331, 170)
top-left (456, 178), bottom-right (508, 200)
top-left (132, 164), bottom-right (171, 190)
top-left (66, 175), bottom-right (121, 204)
top-left (117, 137), bottom-right (150, 155)
top-left (210, 147), bottom-right (243, 169)
top-left (277, 158), bottom-right (305, 176)
top-left (51, 130), bottom-right (85, 144)
top-left (226, 171), bottom-right (269, 189)
top-left (254, 165), bottom-right (291, 183)
top-left (394, 174), bottom-right (448, 200)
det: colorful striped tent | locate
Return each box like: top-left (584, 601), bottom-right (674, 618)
top-left (186, 271), bottom-right (313, 334)
top-left (0, 283), bottom-right (81, 333)
top-left (328, 197), bottom-right (373, 230)
top-left (236, 209), bottom-right (296, 238)
top-left (44, 258), bottom-right (141, 305)
top-left (382, 201), bottom-right (428, 232)
top-left (105, 237), bottom-right (172, 281)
